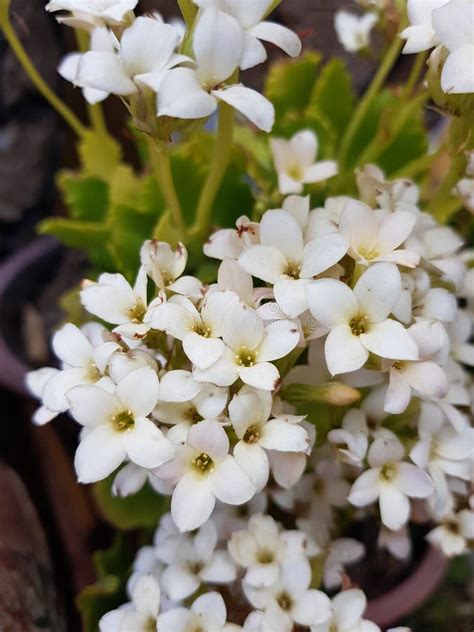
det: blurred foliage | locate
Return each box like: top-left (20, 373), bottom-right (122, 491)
top-left (93, 474), bottom-right (169, 531)
top-left (77, 534), bottom-right (133, 632)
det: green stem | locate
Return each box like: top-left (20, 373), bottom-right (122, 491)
top-left (148, 139), bottom-right (186, 235)
top-left (75, 29), bottom-right (107, 134)
top-left (1, 13), bottom-right (86, 137)
top-left (191, 101), bottom-right (235, 238)
top-left (356, 91), bottom-right (429, 167)
top-left (427, 116), bottom-right (474, 220)
top-left (391, 151), bottom-right (436, 179)
top-left (401, 51), bottom-right (428, 99)
top-left (338, 27), bottom-right (405, 168)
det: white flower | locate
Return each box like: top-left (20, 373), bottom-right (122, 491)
top-left (432, 0), bottom-right (474, 93)
top-left (426, 509), bottom-right (474, 556)
top-left (46, 0), bottom-right (138, 30)
top-left (328, 409), bottom-right (369, 466)
top-left (140, 240), bottom-right (195, 294)
top-left (339, 200), bottom-right (419, 268)
top-left (30, 322), bottom-right (113, 417)
top-left (81, 267), bottom-right (163, 340)
top-left (310, 589), bottom-right (380, 632)
top-left (158, 9), bottom-right (275, 131)
top-left (447, 310), bottom-right (474, 366)
top-left (306, 263), bottom-right (419, 376)
top-left (157, 592), bottom-right (230, 632)
top-left (67, 367), bottom-right (174, 482)
top-left (58, 28), bottom-right (114, 104)
top-left (193, 301), bottom-right (300, 390)
top-left (323, 538), bottom-right (365, 590)
top-left (335, 11), bottom-right (378, 53)
top-left (238, 208), bottom-right (348, 317)
top-left (152, 291), bottom-right (238, 369)
top-left (204, 216), bottom-right (260, 261)
top-left (270, 130), bottom-right (338, 195)
top-left (229, 387), bottom-right (309, 490)
top-left (378, 526), bottom-right (412, 560)
top-left (457, 177), bottom-right (474, 213)
top-left (228, 513), bottom-right (315, 588)
top-left (244, 560), bottom-right (332, 630)
top-left (383, 320), bottom-right (449, 414)
top-left (156, 419), bottom-right (255, 531)
top-left (410, 421), bottom-right (472, 515)
top-left (99, 573), bottom-right (161, 631)
top-left (193, 0), bottom-right (302, 69)
top-left (112, 461), bottom-right (172, 497)
top-left (400, 0), bottom-right (448, 54)
top-left (153, 382), bottom-right (228, 429)
top-left (348, 434), bottom-right (433, 530)
top-left (25, 367), bottom-right (60, 426)
top-left (161, 521), bottom-right (236, 600)
top-left (71, 17), bottom-right (186, 102)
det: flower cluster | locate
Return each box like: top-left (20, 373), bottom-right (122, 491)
top-left (98, 511), bottom-right (403, 632)
top-left (49, 0), bottom-right (302, 132)
top-left (401, 0), bottom-right (474, 94)
top-left (28, 129), bottom-right (473, 625)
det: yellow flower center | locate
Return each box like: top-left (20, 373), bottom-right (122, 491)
top-left (192, 453), bottom-right (214, 475)
top-left (112, 410), bottom-right (135, 432)
top-left (235, 347), bottom-right (257, 367)
top-left (244, 425), bottom-right (261, 444)
top-left (350, 314), bottom-right (369, 336)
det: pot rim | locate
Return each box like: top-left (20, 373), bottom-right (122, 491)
top-left (366, 544), bottom-right (448, 628)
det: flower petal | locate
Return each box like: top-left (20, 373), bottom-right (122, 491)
top-left (124, 418), bottom-right (174, 468)
top-left (325, 324), bottom-right (369, 375)
top-left (214, 84), bottom-right (275, 132)
top-left (171, 473), bottom-right (216, 532)
top-left (301, 233), bottom-right (348, 279)
top-left (258, 320), bottom-right (300, 362)
top-left (233, 441), bottom-right (269, 490)
top-left (75, 425), bottom-right (125, 483)
top-left (211, 456), bottom-right (255, 504)
top-left (306, 279), bottom-right (358, 328)
top-left (158, 67), bottom-right (217, 119)
top-left (249, 21), bottom-right (302, 57)
top-left (361, 320), bottom-right (419, 361)
top-left (193, 8), bottom-right (242, 83)
top-left (354, 262), bottom-right (401, 322)
top-left (238, 245), bottom-right (288, 284)
top-left (379, 484), bottom-right (410, 530)
top-left (116, 367), bottom-right (160, 417)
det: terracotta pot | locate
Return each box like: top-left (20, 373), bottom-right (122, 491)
top-left (366, 546), bottom-right (449, 629)
top-left (0, 237), bottom-right (59, 394)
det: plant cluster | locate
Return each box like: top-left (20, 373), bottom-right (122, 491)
top-left (1, 0), bottom-right (472, 629)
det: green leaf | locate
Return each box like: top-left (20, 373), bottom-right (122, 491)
top-left (310, 59), bottom-right (355, 143)
top-left (343, 90), bottom-right (392, 169)
top-left (93, 475), bottom-right (169, 530)
top-left (76, 575), bottom-right (124, 632)
top-left (78, 130), bottom-right (122, 181)
top-left (39, 218), bottom-right (115, 270)
top-left (94, 534), bottom-right (133, 580)
top-left (57, 171), bottom-right (109, 222)
top-left (152, 209), bottom-right (182, 248)
top-left (109, 204), bottom-right (158, 278)
top-left (264, 52), bottom-right (321, 131)
top-left (376, 108), bottom-right (428, 175)
top-left (77, 535), bottom-right (136, 632)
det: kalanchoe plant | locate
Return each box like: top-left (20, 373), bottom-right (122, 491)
top-left (2, 0), bottom-right (473, 629)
